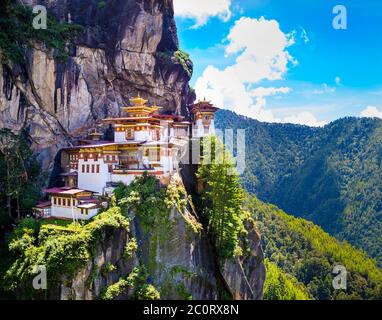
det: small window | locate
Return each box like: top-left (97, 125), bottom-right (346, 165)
top-left (92, 164), bottom-right (95, 173)
top-left (126, 129), bottom-right (134, 140)
top-left (58, 198), bottom-right (61, 206)
top-left (96, 165), bottom-right (100, 173)
top-left (53, 197), bottom-right (57, 205)
top-left (86, 165), bottom-right (90, 173)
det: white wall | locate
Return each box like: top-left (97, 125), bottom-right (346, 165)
top-left (160, 156), bottom-right (173, 173)
top-left (78, 159), bottom-right (110, 194)
top-left (135, 130), bottom-right (151, 141)
top-left (115, 131), bottom-right (127, 143)
top-left (51, 205), bottom-right (98, 220)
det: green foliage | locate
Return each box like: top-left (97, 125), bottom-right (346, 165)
top-left (1, 207), bottom-right (129, 298)
top-left (0, 0), bottom-right (83, 63)
top-left (100, 278), bottom-right (129, 300)
top-left (197, 136), bottom-right (247, 261)
top-left (101, 265), bottom-right (160, 300)
top-left (250, 197), bottom-right (382, 300)
top-left (115, 173), bottom-right (169, 229)
top-left (155, 49), bottom-right (193, 78)
top-left (215, 110), bottom-right (382, 265)
top-left (136, 284), bottom-right (161, 300)
top-left (264, 259), bottom-right (312, 300)
top-left (101, 262), bottom-right (116, 275)
top-left (97, 1), bottom-right (107, 9)
top-left (123, 238), bottom-right (138, 260)
top-left (164, 182), bottom-right (188, 213)
top-left (174, 50), bottom-right (193, 77)
top-left (0, 128), bottom-right (41, 223)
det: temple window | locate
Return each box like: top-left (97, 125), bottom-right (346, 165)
top-left (126, 129), bottom-right (134, 140)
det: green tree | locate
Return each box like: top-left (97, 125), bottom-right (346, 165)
top-left (197, 136), bottom-right (246, 261)
top-left (264, 259), bottom-right (311, 300)
top-left (0, 128), bottom-right (40, 222)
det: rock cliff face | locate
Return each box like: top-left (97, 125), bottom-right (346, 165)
top-left (58, 204), bottom-right (265, 300)
top-left (222, 224), bottom-right (265, 300)
top-left (0, 0), bottom-right (195, 171)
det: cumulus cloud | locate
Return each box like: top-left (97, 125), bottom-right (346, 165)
top-left (195, 17), bottom-right (300, 123)
top-left (173, 0), bottom-right (231, 28)
top-left (360, 106), bottom-right (382, 119)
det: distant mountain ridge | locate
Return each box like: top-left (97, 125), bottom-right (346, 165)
top-left (215, 109), bottom-right (382, 265)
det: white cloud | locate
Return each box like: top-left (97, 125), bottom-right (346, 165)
top-left (195, 17), bottom-right (301, 123)
top-left (300, 28), bottom-right (310, 43)
top-left (312, 83), bottom-right (336, 95)
top-left (360, 106), bottom-right (382, 119)
top-left (283, 112), bottom-right (327, 127)
top-left (174, 0), bottom-right (231, 28)
top-left (335, 76), bottom-right (341, 85)
top-left (194, 16), bottom-right (325, 127)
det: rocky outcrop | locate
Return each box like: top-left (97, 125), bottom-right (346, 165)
top-left (0, 0), bottom-right (195, 172)
top-left (59, 227), bottom-right (138, 300)
top-left (133, 207), bottom-right (219, 300)
top-left (58, 200), bottom-right (265, 300)
top-left (222, 226), bottom-right (265, 300)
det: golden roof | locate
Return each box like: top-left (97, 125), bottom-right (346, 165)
top-left (122, 95), bottom-right (162, 116)
top-left (129, 95), bottom-right (148, 107)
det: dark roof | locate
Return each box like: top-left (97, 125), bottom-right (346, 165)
top-left (35, 201), bottom-right (51, 209)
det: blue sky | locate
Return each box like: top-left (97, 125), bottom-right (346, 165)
top-left (173, 0), bottom-right (382, 126)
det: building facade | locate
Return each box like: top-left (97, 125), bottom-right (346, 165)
top-left (34, 96), bottom-right (219, 220)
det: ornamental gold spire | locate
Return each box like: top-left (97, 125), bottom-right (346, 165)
top-left (129, 93), bottom-right (148, 108)
top-left (122, 95), bottom-right (162, 117)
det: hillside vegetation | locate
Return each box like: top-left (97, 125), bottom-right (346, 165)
top-left (215, 110), bottom-right (382, 265)
top-left (250, 197), bottom-right (382, 300)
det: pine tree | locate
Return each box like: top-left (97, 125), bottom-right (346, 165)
top-left (197, 136), bottom-right (246, 260)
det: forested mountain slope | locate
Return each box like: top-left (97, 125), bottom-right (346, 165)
top-left (215, 110), bottom-right (382, 265)
top-left (250, 197), bottom-right (382, 300)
